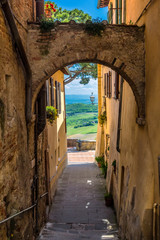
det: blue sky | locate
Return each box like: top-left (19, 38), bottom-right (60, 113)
top-left (54, 0), bottom-right (107, 20)
top-left (65, 78), bottom-right (98, 96)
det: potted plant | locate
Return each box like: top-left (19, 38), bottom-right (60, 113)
top-left (112, 160), bottom-right (116, 173)
top-left (45, 3), bottom-right (56, 18)
top-left (46, 106), bottom-right (57, 124)
top-left (95, 155), bottom-right (104, 168)
top-left (101, 160), bottom-right (108, 178)
top-left (98, 111), bottom-right (107, 126)
top-left (104, 192), bottom-right (113, 207)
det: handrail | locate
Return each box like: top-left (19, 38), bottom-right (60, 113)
top-left (0, 204), bottom-right (36, 226)
top-left (0, 192), bottom-right (48, 226)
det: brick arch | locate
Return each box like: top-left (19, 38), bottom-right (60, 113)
top-left (28, 23), bottom-right (145, 125)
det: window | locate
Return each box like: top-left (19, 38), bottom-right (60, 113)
top-left (107, 71), bottom-right (112, 98)
top-left (55, 81), bottom-right (58, 112)
top-left (114, 72), bottom-right (119, 99)
top-left (58, 82), bottom-right (61, 114)
top-left (108, 2), bottom-right (113, 24)
top-left (104, 73), bottom-right (107, 96)
top-left (115, 0), bottom-right (122, 24)
top-left (50, 78), bottom-right (54, 106)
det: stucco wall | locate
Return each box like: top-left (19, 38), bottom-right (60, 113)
top-left (0, 2), bottom-right (48, 239)
top-left (97, 0), bottom-right (160, 239)
top-left (119, 0), bottom-right (160, 239)
top-left (0, 2), bottom-right (34, 239)
top-left (47, 71), bottom-right (67, 199)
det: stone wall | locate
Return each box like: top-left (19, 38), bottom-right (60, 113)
top-left (27, 23), bottom-right (145, 120)
top-left (67, 138), bottom-right (77, 148)
top-left (0, 1), bottom-right (48, 239)
top-left (67, 139), bottom-right (96, 150)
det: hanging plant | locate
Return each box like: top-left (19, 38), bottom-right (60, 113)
top-left (98, 111), bottom-right (107, 126)
top-left (46, 106), bottom-right (57, 124)
top-left (39, 17), bottom-right (55, 33)
top-left (84, 18), bottom-right (105, 37)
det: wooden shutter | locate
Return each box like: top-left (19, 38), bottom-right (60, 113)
top-left (50, 78), bottom-right (54, 106)
top-left (109, 71), bottom-right (112, 98)
top-left (58, 82), bottom-right (61, 114)
top-left (114, 72), bottom-right (119, 99)
top-left (55, 81), bottom-right (58, 112)
top-left (46, 80), bottom-right (49, 106)
top-left (116, 0), bottom-right (118, 24)
top-left (107, 73), bottom-right (109, 97)
top-left (110, 2), bottom-right (113, 24)
top-left (105, 73), bottom-right (108, 96)
top-left (104, 73), bottom-right (106, 96)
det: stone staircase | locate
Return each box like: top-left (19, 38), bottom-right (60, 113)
top-left (38, 222), bottom-right (119, 240)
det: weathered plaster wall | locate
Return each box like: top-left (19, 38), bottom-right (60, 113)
top-left (101, 0), bottom-right (160, 239)
top-left (0, 3), bottom-right (32, 239)
top-left (119, 81), bottom-right (154, 240)
top-left (0, 1), bottom-right (47, 239)
top-left (101, 66), bottom-right (120, 214)
top-left (118, 0), bottom-right (160, 239)
top-left (47, 71), bottom-right (67, 199)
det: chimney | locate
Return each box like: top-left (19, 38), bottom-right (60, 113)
top-left (36, 0), bottom-right (44, 21)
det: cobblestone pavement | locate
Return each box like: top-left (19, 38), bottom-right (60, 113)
top-left (38, 150), bottom-right (119, 240)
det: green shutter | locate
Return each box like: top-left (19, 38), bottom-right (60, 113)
top-left (116, 0), bottom-right (118, 24)
top-left (119, 0), bottom-right (122, 24)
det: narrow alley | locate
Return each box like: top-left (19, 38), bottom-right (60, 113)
top-left (38, 150), bottom-right (118, 240)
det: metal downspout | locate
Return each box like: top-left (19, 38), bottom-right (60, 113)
top-left (116, 77), bottom-right (124, 153)
top-left (0, 0), bottom-right (32, 124)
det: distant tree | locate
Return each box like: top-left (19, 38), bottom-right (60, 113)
top-left (44, 1), bottom-right (97, 85)
top-left (64, 63), bottom-right (97, 85)
top-left (45, 1), bottom-right (91, 23)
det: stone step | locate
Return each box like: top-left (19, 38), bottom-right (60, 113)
top-left (38, 230), bottom-right (119, 240)
top-left (38, 222), bottom-right (119, 240)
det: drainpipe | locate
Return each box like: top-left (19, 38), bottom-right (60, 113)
top-left (35, 0), bottom-right (44, 21)
top-left (0, 0), bottom-right (32, 124)
top-left (116, 77), bottom-right (124, 153)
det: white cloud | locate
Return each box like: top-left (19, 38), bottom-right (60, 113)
top-left (65, 78), bottom-right (98, 95)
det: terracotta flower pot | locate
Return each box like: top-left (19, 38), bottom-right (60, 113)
top-left (98, 162), bottom-right (101, 168)
top-left (45, 9), bottom-right (51, 18)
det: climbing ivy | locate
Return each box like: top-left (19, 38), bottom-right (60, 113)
top-left (0, 99), bottom-right (5, 138)
top-left (39, 18), bottom-right (55, 33)
top-left (84, 19), bottom-right (106, 37)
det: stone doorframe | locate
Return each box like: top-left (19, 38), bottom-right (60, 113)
top-left (27, 22), bottom-right (145, 125)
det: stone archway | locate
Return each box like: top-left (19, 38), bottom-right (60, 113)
top-left (27, 22), bottom-right (145, 125)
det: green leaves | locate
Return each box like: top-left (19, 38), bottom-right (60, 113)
top-left (45, 1), bottom-right (92, 23)
top-left (39, 18), bottom-right (55, 33)
top-left (98, 111), bottom-right (107, 126)
top-left (46, 106), bottom-right (57, 124)
top-left (84, 18), bottom-right (106, 37)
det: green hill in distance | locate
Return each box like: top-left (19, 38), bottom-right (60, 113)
top-left (66, 103), bottom-right (98, 140)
